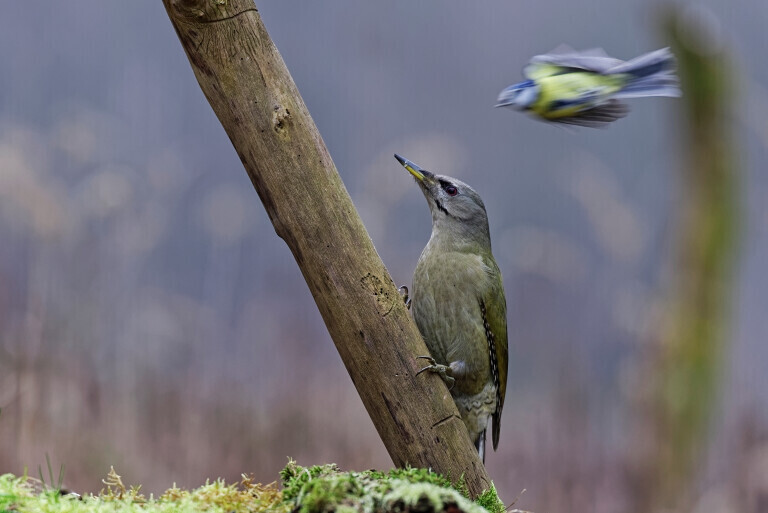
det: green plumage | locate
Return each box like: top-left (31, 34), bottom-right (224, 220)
top-left (394, 154), bottom-right (508, 462)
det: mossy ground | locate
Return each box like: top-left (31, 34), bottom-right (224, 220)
top-left (0, 462), bottom-right (505, 513)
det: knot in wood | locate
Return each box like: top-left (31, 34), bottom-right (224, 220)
top-left (168, 0), bottom-right (208, 19)
top-left (272, 104), bottom-right (291, 133)
top-left (361, 273), bottom-right (396, 317)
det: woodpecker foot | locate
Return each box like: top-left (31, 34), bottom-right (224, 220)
top-left (416, 356), bottom-right (455, 389)
top-left (398, 286), bottom-right (412, 310)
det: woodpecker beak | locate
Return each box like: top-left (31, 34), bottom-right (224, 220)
top-left (394, 154), bottom-right (433, 182)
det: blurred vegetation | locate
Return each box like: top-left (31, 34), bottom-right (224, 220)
top-left (629, 5), bottom-right (740, 512)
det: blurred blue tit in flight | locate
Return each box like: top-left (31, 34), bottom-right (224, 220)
top-left (496, 46), bottom-right (681, 127)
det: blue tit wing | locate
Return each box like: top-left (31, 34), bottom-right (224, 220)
top-left (529, 46), bottom-right (625, 74)
top-left (547, 99), bottom-right (629, 127)
top-left (523, 62), bottom-right (569, 81)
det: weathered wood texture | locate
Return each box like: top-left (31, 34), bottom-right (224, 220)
top-left (162, 0), bottom-right (491, 497)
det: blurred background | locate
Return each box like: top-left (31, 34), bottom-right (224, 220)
top-left (0, 1), bottom-right (766, 512)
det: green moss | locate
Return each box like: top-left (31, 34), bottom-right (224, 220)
top-left (382, 480), bottom-right (489, 513)
top-left (475, 484), bottom-right (505, 513)
top-left (280, 460), bottom-right (496, 513)
top-left (370, 466), bottom-right (469, 497)
top-left (0, 471), bottom-right (289, 513)
top-left (1, 462), bottom-right (501, 513)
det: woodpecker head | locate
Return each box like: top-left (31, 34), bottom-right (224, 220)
top-left (394, 154), bottom-right (490, 244)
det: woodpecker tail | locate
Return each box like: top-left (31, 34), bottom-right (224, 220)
top-left (609, 47), bottom-right (682, 99)
top-left (476, 430), bottom-right (486, 464)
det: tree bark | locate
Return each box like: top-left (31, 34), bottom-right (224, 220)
top-left (161, 0), bottom-right (492, 497)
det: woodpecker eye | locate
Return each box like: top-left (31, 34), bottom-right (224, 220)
top-left (444, 185), bottom-right (458, 196)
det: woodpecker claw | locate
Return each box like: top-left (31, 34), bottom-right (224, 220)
top-left (415, 356), bottom-right (455, 389)
top-left (415, 355), bottom-right (434, 375)
top-left (398, 286), bottom-right (412, 310)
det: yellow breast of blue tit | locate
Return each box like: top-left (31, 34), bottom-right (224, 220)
top-left (532, 71), bottom-right (627, 119)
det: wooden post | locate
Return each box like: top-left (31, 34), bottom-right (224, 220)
top-left (161, 0), bottom-right (492, 497)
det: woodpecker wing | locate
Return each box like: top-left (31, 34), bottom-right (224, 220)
top-left (481, 256), bottom-right (508, 451)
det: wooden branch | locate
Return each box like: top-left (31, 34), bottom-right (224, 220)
top-left (161, 0), bottom-right (492, 497)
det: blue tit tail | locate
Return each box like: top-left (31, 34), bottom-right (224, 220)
top-left (609, 47), bottom-right (682, 99)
